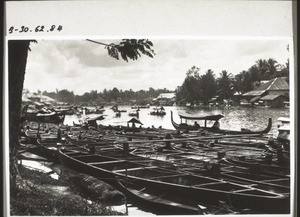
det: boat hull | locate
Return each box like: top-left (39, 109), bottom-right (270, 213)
top-left (170, 111), bottom-right (272, 135)
top-left (58, 149), bottom-right (289, 214)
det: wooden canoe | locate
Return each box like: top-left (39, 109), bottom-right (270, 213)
top-left (171, 111), bottom-right (272, 135)
top-left (118, 181), bottom-right (203, 214)
top-left (57, 148), bottom-right (289, 214)
top-left (108, 148), bottom-right (290, 195)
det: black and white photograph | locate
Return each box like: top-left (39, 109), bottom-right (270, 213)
top-left (4, 1), bottom-right (296, 216)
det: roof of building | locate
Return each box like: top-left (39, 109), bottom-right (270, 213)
top-left (249, 96), bottom-right (261, 102)
top-left (127, 118), bottom-right (143, 125)
top-left (23, 92), bottom-right (56, 102)
top-left (39, 95), bottom-right (56, 102)
top-left (157, 93), bottom-right (176, 99)
top-left (259, 94), bottom-right (283, 101)
top-left (243, 90), bottom-right (266, 96)
top-left (243, 77), bottom-right (289, 96)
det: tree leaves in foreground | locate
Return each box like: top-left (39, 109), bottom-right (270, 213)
top-left (106, 39), bottom-right (155, 61)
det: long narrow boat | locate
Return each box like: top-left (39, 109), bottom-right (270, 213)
top-left (226, 157), bottom-right (290, 176)
top-left (118, 181), bottom-right (202, 214)
top-left (277, 117), bottom-right (290, 146)
top-left (98, 124), bottom-right (141, 133)
top-left (108, 147), bottom-right (290, 195)
top-left (170, 111), bottom-right (272, 135)
top-left (28, 144), bottom-right (60, 163)
top-left (57, 148), bottom-right (289, 214)
top-left (24, 112), bottom-right (65, 124)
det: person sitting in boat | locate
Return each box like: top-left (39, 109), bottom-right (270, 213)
top-left (212, 120), bottom-right (220, 129)
top-left (57, 126), bottom-right (62, 140)
top-left (88, 144), bottom-right (96, 154)
top-left (193, 121), bottom-right (200, 128)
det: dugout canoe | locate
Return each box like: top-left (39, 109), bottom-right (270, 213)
top-left (57, 148), bottom-right (289, 213)
top-left (118, 180), bottom-right (203, 214)
top-left (171, 111), bottom-right (272, 135)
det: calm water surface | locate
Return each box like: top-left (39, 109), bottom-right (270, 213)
top-left (64, 106), bottom-right (289, 137)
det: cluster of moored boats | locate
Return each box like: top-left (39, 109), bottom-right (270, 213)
top-left (18, 110), bottom-right (290, 215)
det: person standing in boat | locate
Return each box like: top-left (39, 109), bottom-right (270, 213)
top-left (212, 120), bottom-right (220, 129)
top-left (57, 125), bottom-right (62, 140)
top-left (193, 121), bottom-right (200, 128)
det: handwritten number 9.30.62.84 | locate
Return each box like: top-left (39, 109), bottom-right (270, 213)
top-left (8, 25), bottom-right (63, 34)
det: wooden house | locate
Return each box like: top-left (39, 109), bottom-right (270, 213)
top-left (241, 77), bottom-right (289, 107)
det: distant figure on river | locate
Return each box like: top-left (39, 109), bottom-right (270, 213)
top-left (212, 120), bottom-right (220, 129)
top-left (193, 121), bottom-right (200, 128)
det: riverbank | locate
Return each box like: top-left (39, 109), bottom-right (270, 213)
top-left (10, 164), bottom-right (124, 216)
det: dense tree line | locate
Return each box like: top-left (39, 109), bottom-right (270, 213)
top-left (176, 58), bottom-right (289, 105)
top-left (42, 87), bottom-right (172, 105)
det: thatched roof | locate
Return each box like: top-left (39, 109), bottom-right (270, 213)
top-left (127, 118), bottom-right (143, 125)
top-left (243, 77), bottom-right (289, 96)
top-left (259, 94), bottom-right (283, 101)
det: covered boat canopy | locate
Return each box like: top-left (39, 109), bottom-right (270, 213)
top-left (178, 113), bottom-right (224, 121)
top-left (36, 112), bottom-right (57, 117)
top-left (127, 118), bottom-right (143, 125)
top-left (35, 112), bottom-right (65, 124)
top-left (86, 115), bottom-right (105, 121)
top-left (85, 115), bottom-right (105, 128)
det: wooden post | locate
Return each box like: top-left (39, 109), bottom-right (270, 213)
top-left (165, 134), bottom-right (172, 149)
top-left (37, 122), bottom-right (40, 137)
top-left (217, 151), bottom-right (226, 159)
top-left (125, 161), bottom-right (129, 215)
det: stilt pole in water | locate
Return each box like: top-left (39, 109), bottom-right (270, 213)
top-left (125, 161), bottom-right (128, 215)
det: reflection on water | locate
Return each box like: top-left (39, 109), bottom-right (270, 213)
top-left (64, 106), bottom-right (289, 137)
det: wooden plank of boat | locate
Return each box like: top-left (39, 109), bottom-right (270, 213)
top-left (226, 157), bottom-right (290, 176)
top-left (120, 133), bottom-right (262, 144)
top-left (26, 144), bottom-right (60, 163)
top-left (178, 113), bottom-right (224, 121)
top-left (88, 160), bottom-right (126, 165)
top-left (57, 148), bottom-right (289, 213)
top-left (123, 148), bottom-right (290, 194)
top-left (113, 166), bottom-right (158, 173)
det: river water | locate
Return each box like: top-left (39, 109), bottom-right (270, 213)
top-left (64, 105), bottom-right (289, 138)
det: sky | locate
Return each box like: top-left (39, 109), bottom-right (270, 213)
top-left (23, 39), bottom-right (290, 95)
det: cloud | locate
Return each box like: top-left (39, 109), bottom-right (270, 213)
top-left (24, 39), bottom-right (290, 95)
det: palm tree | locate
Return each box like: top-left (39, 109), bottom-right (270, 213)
top-left (217, 70), bottom-right (234, 100)
top-left (200, 69), bottom-right (217, 103)
top-left (255, 59), bottom-right (268, 80)
top-left (265, 58), bottom-right (279, 79)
